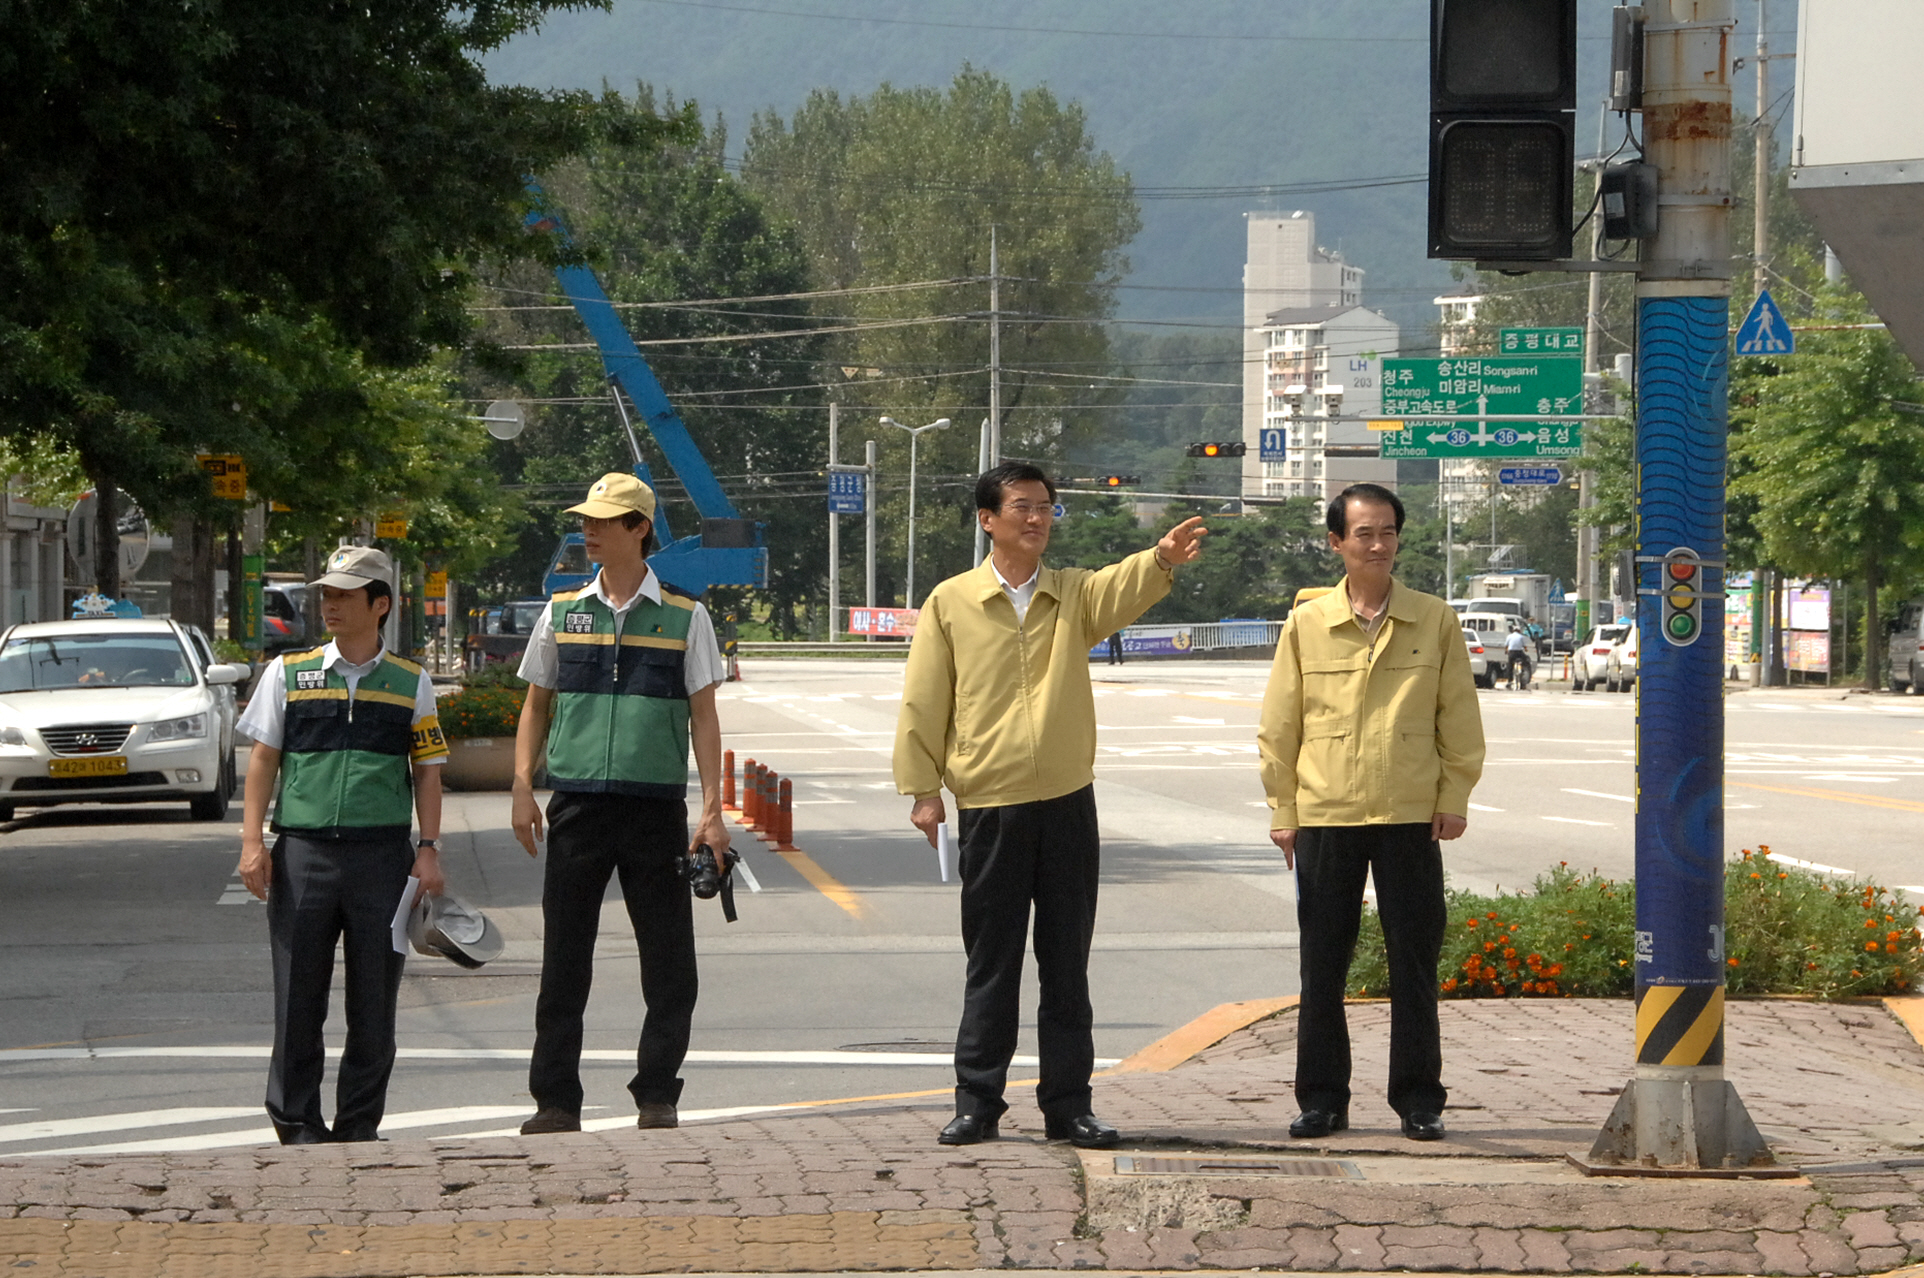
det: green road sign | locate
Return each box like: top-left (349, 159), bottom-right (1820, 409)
top-left (1378, 354), bottom-right (1584, 458)
top-left (1498, 326), bottom-right (1584, 355)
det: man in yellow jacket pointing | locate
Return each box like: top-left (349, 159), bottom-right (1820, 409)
top-left (1259, 483), bottom-right (1485, 1144)
top-left (894, 462), bottom-right (1206, 1149)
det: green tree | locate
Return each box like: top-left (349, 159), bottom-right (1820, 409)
top-left (1732, 290), bottom-right (1924, 688)
top-left (742, 67), bottom-right (1140, 603)
top-left (1, 0), bottom-right (609, 588)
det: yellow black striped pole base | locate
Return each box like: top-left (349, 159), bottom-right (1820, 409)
top-left (1635, 983), bottom-right (1725, 1066)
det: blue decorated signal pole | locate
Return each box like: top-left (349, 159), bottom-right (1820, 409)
top-left (1584, 0), bottom-right (1773, 1173)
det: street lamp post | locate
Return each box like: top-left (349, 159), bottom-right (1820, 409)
top-left (879, 415), bottom-right (951, 608)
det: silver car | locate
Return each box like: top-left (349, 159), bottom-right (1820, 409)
top-left (0, 618), bottom-right (247, 822)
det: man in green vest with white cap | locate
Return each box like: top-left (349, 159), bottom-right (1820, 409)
top-left (512, 472), bottom-right (730, 1135)
top-left (237, 544), bottom-right (449, 1145)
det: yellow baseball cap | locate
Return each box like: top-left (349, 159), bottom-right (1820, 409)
top-left (565, 472), bottom-right (657, 521)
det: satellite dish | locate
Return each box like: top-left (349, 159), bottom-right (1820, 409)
top-left (482, 400), bottom-right (526, 441)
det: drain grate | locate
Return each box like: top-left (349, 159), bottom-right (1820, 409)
top-left (1113, 1154), bottom-right (1362, 1179)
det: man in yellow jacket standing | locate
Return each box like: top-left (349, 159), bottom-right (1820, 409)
top-left (895, 462), bottom-right (1206, 1149)
top-left (1258, 483), bottom-right (1484, 1143)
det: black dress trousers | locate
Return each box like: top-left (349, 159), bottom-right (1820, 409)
top-left (953, 784), bottom-right (1102, 1122)
top-left (1293, 823), bottom-right (1448, 1118)
top-left (265, 833), bottom-right (413, 1144)
top-left (528, 791), bottom-right (697, 1114)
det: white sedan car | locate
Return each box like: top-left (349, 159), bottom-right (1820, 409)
top-left (1572, 623), bottom-right (1630, 691)
top-left (1463, 626), bottom-right (1495, 688)
top-left (0, 619), bottom-right (247, 822)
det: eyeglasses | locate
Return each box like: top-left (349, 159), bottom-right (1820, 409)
top-left (999, 502), bottom-right (1054, 520)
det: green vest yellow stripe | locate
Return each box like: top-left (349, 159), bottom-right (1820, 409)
top-left (544, 588), bottom-right (694, 799)
top-left (274, 649), bottom-right (423, 837)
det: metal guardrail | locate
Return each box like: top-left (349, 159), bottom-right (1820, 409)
top-left (1184, 620), bottom-right (1284, 652)
top-left (741, 620), bottom-right (1284, 659)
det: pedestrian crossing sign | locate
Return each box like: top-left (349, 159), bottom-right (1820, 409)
top-left (1735, 290), bottom-right (1794, 356)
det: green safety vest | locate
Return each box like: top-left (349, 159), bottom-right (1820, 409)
top-left (544, 585), bottom-right (695, 799)
top-left (274, 647), bottom-right (422, 837)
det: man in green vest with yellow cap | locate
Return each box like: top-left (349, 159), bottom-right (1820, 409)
top-left (511, 472), bottom-right (730, 1135)
top-left (237, 544), bottom-right (449, 1145)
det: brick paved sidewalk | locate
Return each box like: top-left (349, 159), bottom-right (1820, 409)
top-left (4, 998), bottom-right (1924, 1276)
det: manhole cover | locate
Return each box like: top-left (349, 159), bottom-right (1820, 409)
top-left (1113, 1155), bottom-right (1362, 1179)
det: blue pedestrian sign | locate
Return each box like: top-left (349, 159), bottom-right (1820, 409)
top-left (1735, 289), bottom-right (1794, 356)
top-left (1259, 427), bottom-right (1286, 462)
top-left (1498, 465), bottom-right (1562, 486)
top-left (827, 470), bottom-right (865, 514)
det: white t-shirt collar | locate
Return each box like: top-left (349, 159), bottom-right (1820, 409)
top-left (321, 639), bottom-right (386, 675)
top-left (585, 566), bottom-right (663, 615)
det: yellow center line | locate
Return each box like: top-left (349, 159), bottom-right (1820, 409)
top-left (1730, 780), bottom-right (1924, 814)
top-left (774, 848), bottom-right (872, 920)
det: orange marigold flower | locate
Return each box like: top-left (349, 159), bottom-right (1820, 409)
top-left (1442, 978), bottom-right (1459, 992)
top-left (1486, 911), bottom-right (1498, 919)
top-left (1748, 872), bottom-right (1761, 880)
top-left (1727, 957), bottom-right (1740, 967)
top-left (1807, 962), bottom-right (1818, 970)
top-left (1866, 919), bottom-right (1878, 929)
top-left (1867, 941), bottom-right (1881, 952)
top-left (1548, 963), bottom-right (1564, 976)
top-left (1484, 941), bottom-right (1497, 953)
top-left (1778, 872), bottom-right (1788, 879)
top-left (1889, 932), bottom-right (1903, 943)
top-left (1465, 918), bottom-right (1479, 929)
top-left (1886, 943), bottom-right (1899, 954)
top-left (1503, 947), bottom-right (1516, 959)
top-left (1564, 943), bottom-right (1575, 952)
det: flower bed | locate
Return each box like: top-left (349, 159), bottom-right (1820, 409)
top-left (437, 684), bottom-right (526, 739)
top-left (1346, 850), bottom-right (1923, 999)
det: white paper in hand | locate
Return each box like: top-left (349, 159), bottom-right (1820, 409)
top-left (935, 823), bottom-right (958, 883)
top-left (390, 877), bottom-right (420, 955)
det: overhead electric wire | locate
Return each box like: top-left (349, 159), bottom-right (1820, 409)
top-left (471, 277), bottom-right (976, 311)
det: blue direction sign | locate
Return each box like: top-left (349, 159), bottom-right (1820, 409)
top-left (1735, 289), bottom-right (1794, 356)
top-left (1499, 465), bottom-right (1563, 486)
top-left (1259, 427), bottom-right (1286, 462)
top-left (827, 470), bottom-right (865, 514)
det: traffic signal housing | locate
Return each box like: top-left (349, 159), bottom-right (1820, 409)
top-left (1184, 442), bottom-right (1247, 458)
top-left (1659, 548), bottom-right (1704, 647)
top-left (1098, 475), bottom-right (1141, 488)
top-left (1428, 0), bottom-right (1577, 261)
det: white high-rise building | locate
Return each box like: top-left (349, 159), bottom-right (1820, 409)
top-left (1255, 306), bottom-right (1400, 501)
top-left (1432, 289), bottom-right (1488, 521)
top-left (1241, 212), bottom-right (1361, 496)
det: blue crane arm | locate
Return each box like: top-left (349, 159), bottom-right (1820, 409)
top-left (523, 207), bottom-right (738, 521)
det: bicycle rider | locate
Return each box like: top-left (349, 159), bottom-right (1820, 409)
top-left (1504, 624), bottom-right (1531, 689)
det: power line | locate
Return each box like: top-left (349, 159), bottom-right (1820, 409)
top-left (471, 277), bottom-right (975, 311)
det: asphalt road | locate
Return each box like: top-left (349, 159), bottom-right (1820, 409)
top-left (2, 659), bottom-right (1920, 1157)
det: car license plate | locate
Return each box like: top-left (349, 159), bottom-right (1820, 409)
top-left (49, 756), bottom-right (128, 778)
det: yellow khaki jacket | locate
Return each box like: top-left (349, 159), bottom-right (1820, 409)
top-left (894, 549), bottom-right (1173, 809)
top-left (1258, 579), bottom-right (1485, 829)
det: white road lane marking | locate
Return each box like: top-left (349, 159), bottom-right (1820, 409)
top-left (216, 873), bottom-right (261, 906)
top-left (1173, 716), bottom-right (1225, 725)
top-left (1468, 802), bottom-right (1505, 812)
top-left (0, 1107), bottom-right (261, 1145)
top-left (23, 1105), bottom-right (531, 1157)
top-left (1563, 788), bottom-right (1634, 803)
top-left (1899, 886), bottom-right (1924, 896)
top-left (443, 1103), bottom-right (808, 1140)
top-left (1542, 816), bottom-right (1612, 827)
top-left (0, 1046), bottom-right (1085, 1067)
top-left (1765, 851), bottom-right (1855, 876)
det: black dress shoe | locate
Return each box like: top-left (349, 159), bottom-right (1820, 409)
top-left (937, 1113), bottom-right (999, 1145)
top-left (1288, 1108), bottom-right (1349, 1139)
top-left (331, 1126), bottom-right (384, 1144)
top-left (1043, 1113), bottom-right (1120, 1149)
top-left (1402, 1111), bottom-right (1446, 1141)
top-left (519, 1106), bottom-right (582, 1135)
top-left (278, 1126), bottom-right (330, 1146)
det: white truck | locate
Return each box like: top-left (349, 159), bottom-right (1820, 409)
top-left (1464, 573), bottom-right (1552, 629)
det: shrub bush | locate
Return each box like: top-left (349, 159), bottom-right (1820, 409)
top-left (1346, 851), bottom-right (1922, 1000)
top-left (437, 684), bottom-right (525, 738)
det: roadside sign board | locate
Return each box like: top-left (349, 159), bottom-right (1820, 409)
top-left (1499, 465), bottom-right (1564, 485)
top-left (1498, 327), bottom-right (1584, 355)
top-left (425, 570), bottom-right (448, 599)
top-left (1735, 289), bottom-right (1794, 356)
top-left (240, 553), bottom-right (264, 650)
top-left (197, 454), bottom-right (247, 500)
top-left (1378, 354), bottom-right (1584, 458)
top-left (828, 471), bottom-right (865, 514)
top-left (375, 513), bottom-right (408, 539)
top-left (848, 606), bottom-right (917, 637)
top-left (1258, 427), bottom-right (1286, 462)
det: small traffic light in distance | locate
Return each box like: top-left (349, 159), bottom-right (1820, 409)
top-left (1099, 475), bottom-right (1141, 488)
top-left (1660, 548), bottom-right (1703, 647)
top-left (1184, 442), bottom-right (1248, 458)
top-left (1428, 0), bottom-right (1577, 261)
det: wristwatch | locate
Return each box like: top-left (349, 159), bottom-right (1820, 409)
top-left (416, 839), bottom-right (440, 850)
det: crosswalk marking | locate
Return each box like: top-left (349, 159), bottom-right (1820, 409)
top-left (0, 1045), bottom-right (1064, 1066)
top-left (217, 872), bottom-right (261, 905)
top-left (24, 1105), bottom-right (529, 1157)
top-left (0, 1107), bottom-right (259, 1145)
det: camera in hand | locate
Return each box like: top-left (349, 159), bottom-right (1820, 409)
top-left (681, 843), bottom-right (739, 899)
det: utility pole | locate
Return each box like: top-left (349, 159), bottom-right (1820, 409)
top-left (1585, 0), bottom-right (1775, 1174)
top-left (1752, 0), bottom-right (1777, 686)
top-left (988, 227), bottom-right (1002, 466)
top-left (973, 416), bottom-right (990, 567)
top-left (864, 438), bottom-right (877, 643)
top-left (1579, 98), bottom-right (1610, 642)
top-left (827, 402), bottom-right (839, 643)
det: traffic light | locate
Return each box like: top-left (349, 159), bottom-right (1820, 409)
top-left (1098, 475), bottom-right (1141, 488)
top-left (1428, 0), bottom-right (1577, 261)
top-left (1184, 442), bottom-right (1247, 458)
top-left (1659, 548), bottom-right (1704, 647)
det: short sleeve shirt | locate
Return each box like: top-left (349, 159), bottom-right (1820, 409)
top-left (237, 641), bottom-right (448, 765)
top-left (516, 568), bottom-right (724, 694)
